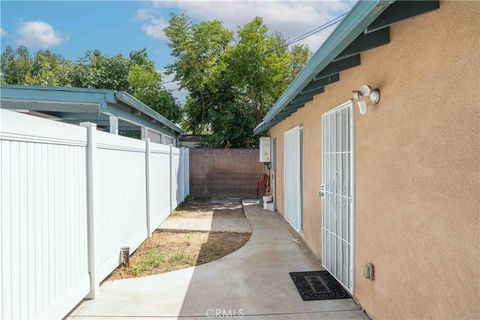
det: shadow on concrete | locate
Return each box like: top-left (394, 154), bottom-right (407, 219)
top-left (70, 200), bottom-right (365, 319)
top-left (174, 200), bottom-right (365, 319)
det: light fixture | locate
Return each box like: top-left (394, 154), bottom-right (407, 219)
top-left (352, 84), bottom-right (380, 115)
top-left (357, 100), bottom-right (368, 116)
top-left (352, 90), bottom-right (361, 100)
top-left (360, 84), bottom-right (373, 96)
top-left (369, 89), bottom-right (380, 104)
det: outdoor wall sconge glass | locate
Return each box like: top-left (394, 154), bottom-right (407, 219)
top-left (352, 85), bottom-right (380, 115)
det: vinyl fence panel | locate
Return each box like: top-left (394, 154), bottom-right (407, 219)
top-left (1, 110), bottom-right (90, 320)
top-left (93, 130), bottom-right (148, 283)
top-left (0, 109), bottom-right (189, 319)
top-left (171, 147), bottom-right (181, 208)
top-left (183, 148), bottom-right (190, 197)
top-left (178, 148), bottom-right (185, 203)
top-left (148, 142), bottom-right (172, 231)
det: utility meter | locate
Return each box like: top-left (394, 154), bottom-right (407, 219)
top-left (259, 137), bottom-right (271, 162)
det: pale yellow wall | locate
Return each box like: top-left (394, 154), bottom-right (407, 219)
top-left (269, 2), bottom-right (480, 318)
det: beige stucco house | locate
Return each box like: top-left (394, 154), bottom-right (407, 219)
top-left (254, 1), bottom-right (479, 319)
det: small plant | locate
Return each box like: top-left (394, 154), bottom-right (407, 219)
top-left (170, 249), bottom-right (187, 263)
top-left (127, 249), bottom-right (165, 276)
top-left (109, 230), bottom-right (251, 280)
top-left (182, 234), bottom-right (192, 246)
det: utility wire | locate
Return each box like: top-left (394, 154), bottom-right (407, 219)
top-left (284, 12), bottom-right (348, 46)
top-left (160, 11), bottom-right (348, 92)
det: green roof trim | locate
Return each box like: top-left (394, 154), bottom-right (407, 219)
top-left (254, 0), bottom-right (440, 135)
top-left (365, 0), bottom-right (439, 33)
top-left (254, 0), bottom-right (392, 135)
top-left (302, 74), bottom-right (340, 93)
top-left (115, 91), bottom-right (182, 134)
top-left (0, 84), bottom-right (183, 135)
top-left (334, 27), bottom-right (390, 61)
top-left (315, 54), bottom-right (361, 79)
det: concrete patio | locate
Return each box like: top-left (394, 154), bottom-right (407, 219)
top-left (70, 201), bottom-right (367, 319)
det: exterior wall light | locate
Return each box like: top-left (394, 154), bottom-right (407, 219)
top-left (352, 85), bottom-right (380, 115)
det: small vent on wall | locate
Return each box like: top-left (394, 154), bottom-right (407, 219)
top-left (363, 263), bottom-right (375, 281)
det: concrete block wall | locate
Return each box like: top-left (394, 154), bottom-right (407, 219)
top-left (189, 149), bottom-right (265, 199)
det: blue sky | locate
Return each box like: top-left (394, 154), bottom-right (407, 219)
top-left (1, 1), bottom-right (179, 65)
top-left (0, 1), bottom-right (354, 101)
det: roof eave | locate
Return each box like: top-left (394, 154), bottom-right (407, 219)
top-left (0, 84), bottom-right (184, 135)
top-left (114, 91), bottom-right (184, 134)
top-left (254, 0), bottom-right (393, 135)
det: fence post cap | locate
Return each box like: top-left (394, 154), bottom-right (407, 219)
top-left (80, 122), bottom-right (97, 129)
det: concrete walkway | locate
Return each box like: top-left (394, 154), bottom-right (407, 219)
top-left (70, 201), bottom-right (367, 319)
top-left (159, 216), bottom-right (251, 233)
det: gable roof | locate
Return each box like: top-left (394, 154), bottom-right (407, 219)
top-left (254, 0), bottom-right (439, 135)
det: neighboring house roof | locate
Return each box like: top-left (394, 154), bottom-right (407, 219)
top-left (179, 134), bottom-right (209, 143)
top-left (254, 0), bottom-right (439, 135)
top-left (0, 84), bottom-right (184, 136)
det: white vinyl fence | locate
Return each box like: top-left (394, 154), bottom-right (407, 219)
top-left (0, 109), bottom-right (189, 320)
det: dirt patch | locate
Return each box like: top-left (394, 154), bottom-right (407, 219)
top-left (109, 231), bottom-right (251, 280)
top-left (171, 198), bottom-right (245, 219)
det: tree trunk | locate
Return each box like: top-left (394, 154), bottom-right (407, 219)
top-left (199, 92), bottom-right (206, 143)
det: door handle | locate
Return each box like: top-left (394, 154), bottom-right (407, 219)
top-left (319, 183), bottom-right (325, 198)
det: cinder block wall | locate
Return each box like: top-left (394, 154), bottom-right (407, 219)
top-left (189, 149), bottom-right (265, 199)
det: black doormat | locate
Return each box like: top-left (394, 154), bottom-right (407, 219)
top-left (289, 271), bottom-right (350, 301)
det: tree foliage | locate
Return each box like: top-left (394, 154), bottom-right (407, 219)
top-left (0, 46), bottom-right (182, 123)
top-left (164, 14), bottom-right (233, 134)
top-left (165, 15), bottom-right (311, 147)
top-left (1, 15), bottom-right (311, 147)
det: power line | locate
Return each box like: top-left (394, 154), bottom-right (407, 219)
top-left (264, 11), bottom-right (348, 56)
top-left (160, 11), bottom-right (349, 90)
top-left (284, 12), bottom-right (348, 46)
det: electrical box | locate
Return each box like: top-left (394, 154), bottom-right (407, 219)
top-left (259, 137), bottom-right (271, 162)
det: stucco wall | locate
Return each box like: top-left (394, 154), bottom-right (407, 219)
top-left (268, 2), bottom-right (479, 319)
top-left (189, 148), bottom-right (265, 198)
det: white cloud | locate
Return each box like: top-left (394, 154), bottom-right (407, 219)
top-left (135, 8), bottom-right (154, 21)
top-left (142, 17), bottom-right (170, 40)
top-left (138, 1), bottom-right (355, 51)
top-left (17, 21), bottom-right (66, 49)
top-left (0, 27), bottom-right (7, 37)
top-left (161, 70), bottom-right (189, 102)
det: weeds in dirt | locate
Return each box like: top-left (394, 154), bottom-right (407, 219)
top-left (128, 249), bottom-right (166, 276)
top-left (109, 231), bottom-right (251, 280)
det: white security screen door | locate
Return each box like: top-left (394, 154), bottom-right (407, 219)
top-left (284, 126), bottom-right (302, 231)
top-left (321, 100), bottom-right (355, 293)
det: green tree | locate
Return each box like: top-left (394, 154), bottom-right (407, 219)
top-left (74, 49), bottom-right (132, 90)
top-left (164, 13), bottom-right (233, 133)
top-left (164, 15), bottom-right (311, 147)
top-left (127, 64), bottom-right (181, 122)
top-left (30, 50), bottom-right (76, 86)
top-left (1, 46), bottom-right (33, 84)
top-left (0, 47), bottom-right (182, 123)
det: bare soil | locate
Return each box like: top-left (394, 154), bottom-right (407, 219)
top-left (109, 231), bottom-right (251, 280)
top-left (171, 198), bottom-right (245, 219)
top-left (109, 198), bottom-right (251, 280)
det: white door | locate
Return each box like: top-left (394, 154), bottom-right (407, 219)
top-left (271, 138), bottom-right (277, 211)
top-left (283, 126), bottom-right (302, 231)
top-left (321, 100), bottom-right (355, 293)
